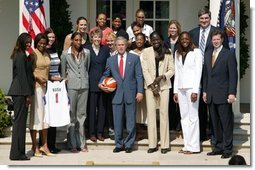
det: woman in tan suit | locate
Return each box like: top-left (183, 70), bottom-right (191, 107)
top-left (141, 31), bottom-right (174, 154)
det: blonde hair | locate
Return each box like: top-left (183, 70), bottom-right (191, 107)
top-left (168, 20), bottom-right (181, 37)
top-left (105, 32), bottom-right (117, 40)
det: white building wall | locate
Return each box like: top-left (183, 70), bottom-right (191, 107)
top-left (0, 0), bottom-right (19, 94)
top-left (66, 0), bottom-right (89, 31)
top-left (174, 0), bottom-right (207, 31)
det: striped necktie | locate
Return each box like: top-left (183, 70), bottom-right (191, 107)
top-left (200, 29), bottom-right (206, 55)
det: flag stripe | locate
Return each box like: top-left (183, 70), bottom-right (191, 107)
top-left (31, 12), bottom-right (45, 33)
top-left (21, 0), bottom-right (46, 50)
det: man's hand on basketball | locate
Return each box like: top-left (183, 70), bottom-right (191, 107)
top-left (98, 83), bottom-right (110, 93)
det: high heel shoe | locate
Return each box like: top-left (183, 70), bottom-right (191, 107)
top-left (34, 152), bottom-right (43, 157)
top-left (39, 147), bottom-right (56, 157)
top-left (31, 148), bottom-right (43, 157)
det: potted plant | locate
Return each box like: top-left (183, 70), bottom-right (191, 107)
top-left (0, 88), bottom-right (12, 137)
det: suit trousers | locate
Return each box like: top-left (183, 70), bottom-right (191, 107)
top-left (47, 127), bottom-right (57, 150)
top-left (208, 102), bottom-right (233, 154)
top-left (9, 96), bottom-right (28, 159)
top-left (145, 89), bottom-right (169, 149)
top-left (67, 89), bottom-right (88, 149)
top-left (178, 89), bottom-right (200, 152)
top-left (88, 92), bottom-right (106, 136)
top-left (112, 101), bottom-right (136, 149)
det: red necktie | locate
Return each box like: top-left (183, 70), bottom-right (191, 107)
top-left (119, 55), bottom-right (124, 78)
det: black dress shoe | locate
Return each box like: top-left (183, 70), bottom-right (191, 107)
top-left (113, 147), bottom-right (124, 153)
top-left (221, 153), bottom-right (231, 159)
top-left (125, 148), bottom-right (132, 153)
top-left (161, 149), bottom-right (169, 154)
top-left (10, 155), bottom-right (30, 161)
top-left (207, 151), bottom-right (223, 156)
top-left (51, 148), bottom-right (61, 154)
top-left (147, 147), bottom-right (158, 153)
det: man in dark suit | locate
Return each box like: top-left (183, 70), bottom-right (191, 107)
top-left (189, 7), bottom-right (229, 141)
top-left (99, 36), bottom-right (144, 153)
top-left (203, 30), bottom-right (237, 159)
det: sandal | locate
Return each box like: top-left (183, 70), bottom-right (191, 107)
top-left (178, 149), bottom-right (185, 153)
top-left (81, 146), bottom-right (88, 152)
top-left (184, 151), bottom-right (193, 154)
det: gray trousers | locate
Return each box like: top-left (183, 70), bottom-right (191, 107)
top-left (67, 88), bottom-right (88, 149)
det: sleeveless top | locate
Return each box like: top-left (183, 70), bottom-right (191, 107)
top-left (43, 80), bottom-right (70, 127)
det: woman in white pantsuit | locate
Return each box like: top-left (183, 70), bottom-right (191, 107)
top-left (173, 31), bottom-right (203, 154)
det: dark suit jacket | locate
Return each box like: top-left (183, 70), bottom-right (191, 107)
top-left (115, 28), bottom-right (129, 40)
top-left (189, 25), bottom-right (229, 51)
top-left (8, 52), bottom-right (34, 96)
top-left (203, 47), bottom-right (237, 104)
top-left (163, 39), bottom-right (179, 58)
top-left (100, 52), bottom-right (144, 104)
top-left (85, 44), bottom-right (110, 92)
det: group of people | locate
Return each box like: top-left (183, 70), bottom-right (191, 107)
top-left (8, 7), bottom-right (237, 161)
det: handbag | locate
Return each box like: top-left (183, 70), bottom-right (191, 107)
top-left (6, 98), bottom-right (14, 111)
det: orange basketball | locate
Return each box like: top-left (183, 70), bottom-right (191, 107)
top-left (103, 77), bottom-right (117, 92)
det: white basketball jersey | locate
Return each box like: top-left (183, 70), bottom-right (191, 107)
top-left (43, 80), bottom-right (70, 127)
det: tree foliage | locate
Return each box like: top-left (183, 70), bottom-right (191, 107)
top-left (239, 0), bottom-right (249, 78)
top-left (49, 0), bottom-right (73, 55)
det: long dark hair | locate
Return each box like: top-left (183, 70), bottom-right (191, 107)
top-left (44, 27), bottom-right (57, 53)
top-left (150, 31), bottom-right (171, 61)
top-left (10, 33), bottom-right (32, 59)
top-left (176, 31), bottom-right (196, 57)
top-left (71, 32), bottom-right (83, 53)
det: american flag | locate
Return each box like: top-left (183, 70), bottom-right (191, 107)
top-left (217, 0), bottom-right (236, 51)
top-left (21, 0), bottom-right (46, 40)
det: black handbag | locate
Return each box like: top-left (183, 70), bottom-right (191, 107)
top-left (6, 98), bottom-right (14, 111)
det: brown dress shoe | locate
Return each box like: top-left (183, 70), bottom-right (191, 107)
top-left (97, 135), bottom-right (105, 141)
top-left (90, 136), bottom-right (97, 142)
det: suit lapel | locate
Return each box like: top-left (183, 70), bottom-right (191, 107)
top-left (212, 48), bottom-right (224, 68)
top-left (123, 54), bottom-right (130, 80)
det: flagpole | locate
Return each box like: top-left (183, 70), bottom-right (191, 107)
top-left (232, 0), bottom-right (242, 118)
top-left (19, 0), bottom-right (23, 34)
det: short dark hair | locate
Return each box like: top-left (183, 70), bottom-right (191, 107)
top-left (135, 32), bottom-right (146, 41)
top-left (136, 9), bottom-right (145, 16)
top-left (211, 29), bottom-right (224, 40)
top-left (229, 155), bottom-right (247, 165)
top-left (131, 21), bottom-right (141, 29)
top-left (112, 14), bottom-right (123, 21)
top-left (71, 31), bottom-right (82, 40)
top-left (198, 7), bottom-right (211, 18)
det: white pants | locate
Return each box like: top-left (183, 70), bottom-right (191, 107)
top-left (178, 89), bottom-right (200, 152)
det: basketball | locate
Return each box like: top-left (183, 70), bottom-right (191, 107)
top-left (103, 77), bottom-right (117, 92)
